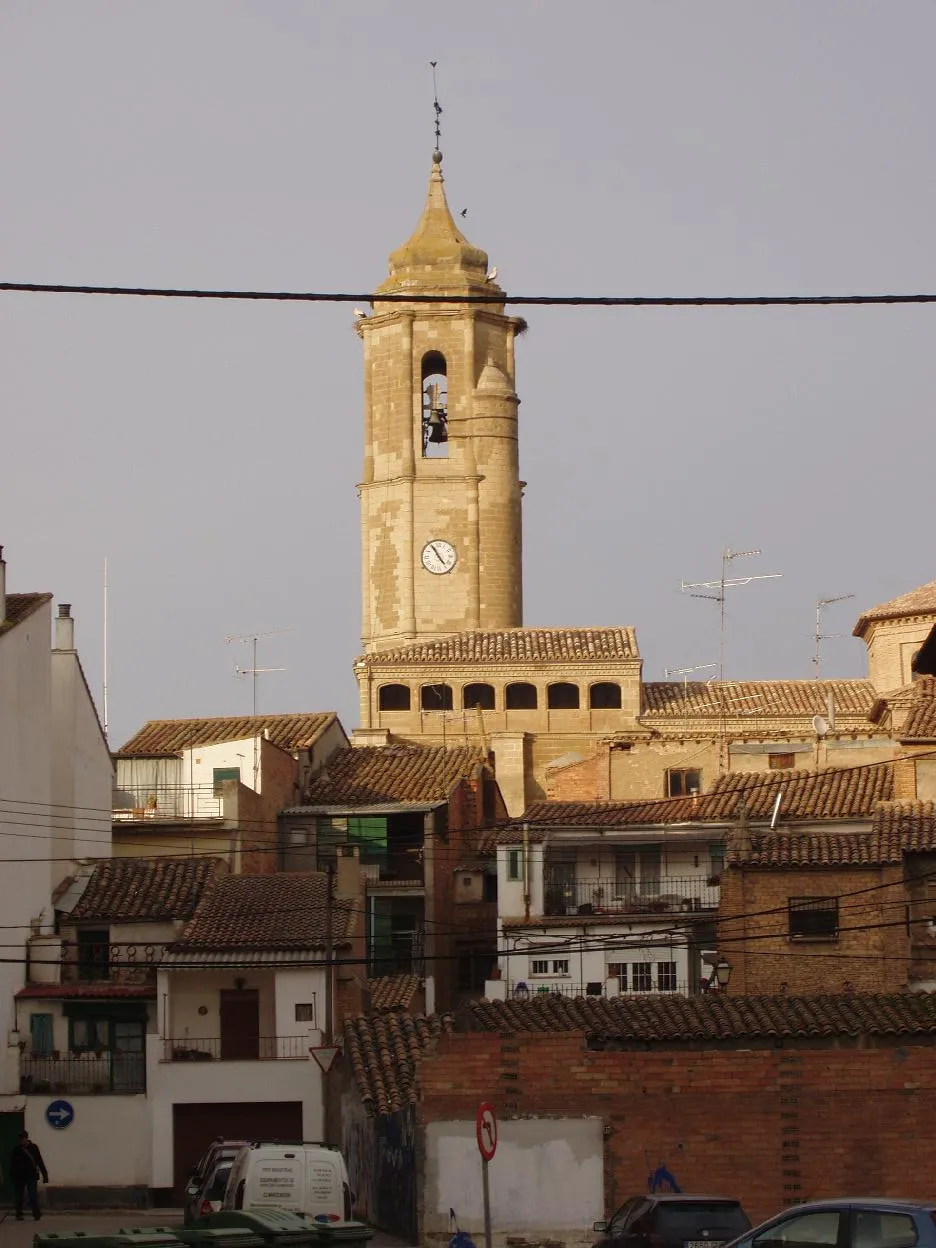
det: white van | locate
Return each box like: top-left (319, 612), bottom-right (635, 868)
top-left (225, 1142), bottom-right (353, 1223)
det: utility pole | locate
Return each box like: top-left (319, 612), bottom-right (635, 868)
top-left (324, 860), bottom-right (334, 1047)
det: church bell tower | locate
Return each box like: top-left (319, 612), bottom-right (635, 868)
top-left (357, 149), bottom-right (525, 654)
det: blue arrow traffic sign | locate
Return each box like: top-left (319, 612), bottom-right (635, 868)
top-left (46, 1099), bottom-right (74, 1129)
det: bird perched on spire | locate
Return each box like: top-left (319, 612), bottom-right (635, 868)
top-left (485, 266), bottom-right (498, 284)
top-left (353, 308), bottom-right (367, 319)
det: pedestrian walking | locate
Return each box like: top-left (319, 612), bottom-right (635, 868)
top-left (10, 1129), bottom-right (49, 1221)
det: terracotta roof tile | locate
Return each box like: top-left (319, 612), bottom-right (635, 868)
top-left (516, 763), bottom-right (893, 831)
top-left (116, 713), bottom-right (338, 757)
top-left (465, 992), bottom-right (936, 1041)
top-left (303, 745), bottom-right (484, 806)
top-left (642, 680), bottom-right (874, 719)
top-left (0, 592), bottom-right (52, 636)
top-left (66, 857), bottom-right (227, 922)
top-left (868, 677), bottom-right (936, 738)
top-left (367, 973), bottom-right (422, 1013)
top-left (342, 1012), bottom-right (454, 1114)
top-left (727, 801), bottom-right (936, 867)
top-left (360, 627), bottom-right (639, 666)
top-left (855, 580), bottom-right (936, 636)
top-left (172, 872), bottom-right (353, 950)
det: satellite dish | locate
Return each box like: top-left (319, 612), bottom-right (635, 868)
top-left (812, 715), bottom-right (830, 738)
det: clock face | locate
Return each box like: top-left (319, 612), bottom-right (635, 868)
top-left (421, 540), bottom-right (457, 575)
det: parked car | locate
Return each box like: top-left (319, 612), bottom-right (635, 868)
top-left (594, 1195), bottom-right (751, 1248)
top-left (184, 1139), bottom-right (249, 1225)
top-left (225, 1141), bottom-right (352, 1223)
top-left (722, 1198), bottom-right (936, 1248)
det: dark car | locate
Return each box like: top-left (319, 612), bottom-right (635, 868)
top-left (183, 1140), bottom-right (248, 1225)
top-left (594, 1195), bottom-right (752, 1248)
top-left (722, 1198), bottom-right (936, 1248)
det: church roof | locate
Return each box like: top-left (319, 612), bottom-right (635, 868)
top-left (854, 579), bottom-right (936, 637)
top-left (642, 679), bottom-right (875, 719)
top-left (378, 152), bottom-right (491, 294)
top-left (360, 626), bottom-right (639, 667)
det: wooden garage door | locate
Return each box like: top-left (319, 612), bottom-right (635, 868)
top-left (172, 1101), bottom-right (303, 1200)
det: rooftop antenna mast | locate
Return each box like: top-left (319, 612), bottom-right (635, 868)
top-left (663, 662), bottom-right (718, 693)
top-left (813, 594), bottom-right (855, 675)
top-left (224, 628), bottom-right (292, 717)
top-left (681, 548), bottom-right (782, 681)
top-left (430, 61), bottom-right (442, 155)
top-left (102, 556), bottom-right (109, 743)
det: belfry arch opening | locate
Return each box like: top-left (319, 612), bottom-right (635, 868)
top-left (421, 352), bottom-right (448, 458)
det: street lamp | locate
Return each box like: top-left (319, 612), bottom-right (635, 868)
top-left (708, 957), bottom-right (732, 992)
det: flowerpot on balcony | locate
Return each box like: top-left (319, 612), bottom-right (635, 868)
top-left (707, 874), bottom-right (722, 887)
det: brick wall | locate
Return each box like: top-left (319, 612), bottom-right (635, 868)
top-left (417, 1029), bottom-right (936, 1227)
top-left (718, 864), bottom-right (909, 994)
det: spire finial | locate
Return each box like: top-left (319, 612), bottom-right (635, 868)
top-left (430, 60), bottom-right (442, 160)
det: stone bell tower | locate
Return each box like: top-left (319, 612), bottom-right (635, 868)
top-left (357, 149), bottom-right (525, 654)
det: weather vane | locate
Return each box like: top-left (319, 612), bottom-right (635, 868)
top-left (430, 60), bottom-right (442, 154)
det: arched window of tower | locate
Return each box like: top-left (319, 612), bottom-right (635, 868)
top-left (421, 351), bottom-right (448, 458)
top-left (589, 682), bottom-right (622, 709)
top-left (505, 682), bottom-right (538, 710)
top-left (463, 683), bottom-right (496, 711)
top-left (378, 683), bottom-right (411, 711)
top-left (548, 682), bottom-right (581, 710)
top-left (420, 683), bottom-right (453, 711)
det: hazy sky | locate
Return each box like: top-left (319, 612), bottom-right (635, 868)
top-left (2, 2), bottom-right (934, 748)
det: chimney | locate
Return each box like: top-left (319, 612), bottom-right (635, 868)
top-left (0, 546), bottom-right (6, 623)
top-left (335, 844), bottom-right (361, 900)
top-left (55, 603), bottom-right (75, 651)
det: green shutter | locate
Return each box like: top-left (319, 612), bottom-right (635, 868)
top-left (213, 766), bottom-right (241, 795)
top-left (348, 817), bottom-right (388, 865)
top-left (29, 1013), bottom-right (54, 1055)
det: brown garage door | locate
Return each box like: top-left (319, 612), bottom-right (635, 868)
top-left (172, 1101), bottom-right (304, 1200)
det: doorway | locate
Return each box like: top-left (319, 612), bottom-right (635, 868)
top-left (219, 989), bottom-right (260, 1060)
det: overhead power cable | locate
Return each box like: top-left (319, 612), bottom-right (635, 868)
top-left (3, 280), bottom-right (936, 308)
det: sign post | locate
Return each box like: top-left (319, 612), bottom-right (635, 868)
top-left (476, 1102), bottom-right (497, 1248)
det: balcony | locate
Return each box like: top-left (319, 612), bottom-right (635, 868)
top-left (160, 1035), bottom-right (310, 1062)
top-left (113, 783), bottom-right (223, 822)
top-left (504, 979), bottom-right (690, 1000)
top-left (20, 1052), bottom-right (146, 1095)
top-left (543, 875), bottom-right (719, 918)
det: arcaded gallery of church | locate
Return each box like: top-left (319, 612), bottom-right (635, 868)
top-left (350, 148), bottom-right (936, 815)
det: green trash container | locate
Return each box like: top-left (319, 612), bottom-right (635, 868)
top-left (198, 1211), bottom-right (316, 1248)
top-left (113, 1234), bottom-right (186, 1248)
top-left (302, 1220), bottom-right (374, 1246)
top-left (173, 1229), bottom-right (264, 1248)
top-left (35, 1235), bottom-right (121, 1248)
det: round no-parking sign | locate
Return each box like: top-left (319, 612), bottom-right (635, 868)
top-left (476, 1102), bottom-right (497, 1161)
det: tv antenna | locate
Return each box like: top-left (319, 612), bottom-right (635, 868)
top-left (812, 594), bottom-right (855, 674)
top-left (224, 628), bottom-right (292, 717)
top-left (681, 548), bottom-right (782, 681)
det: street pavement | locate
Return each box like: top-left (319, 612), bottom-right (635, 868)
top-left (0, 1209), bottom-right (411, 1248)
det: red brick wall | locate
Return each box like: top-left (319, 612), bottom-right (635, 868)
top-left (418, 1030), bottom-right (936, 1226)
top-left (546, 747), bottom-right (610, 801)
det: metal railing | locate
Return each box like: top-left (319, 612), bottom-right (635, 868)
top-left (160, 1035), bottom-right (310, 1062)
top-left (543, 874), bottom-right (719, 917)
top-left (112, 783), bottom-right (223, 821)
top-left (20, 1053), bottom-right (146, 1094)
top-left (507, 980), bottom-right (691, 1000)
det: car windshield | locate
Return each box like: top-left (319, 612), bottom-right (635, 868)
top-left (656, 1202), bottom-right (751, 1240)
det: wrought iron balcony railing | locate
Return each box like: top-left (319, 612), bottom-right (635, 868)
top-left (112, 783), bottom-right (223, 822)
top-left (20, 1052), bottom-right (146, 1095)
top-left (543, 874), bottom-right (719, 917)
top-left (160, 1035), bottom-right (311, 1062)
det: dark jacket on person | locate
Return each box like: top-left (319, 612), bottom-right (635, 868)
top-left (10, 1141), bottom-right (48, 1183)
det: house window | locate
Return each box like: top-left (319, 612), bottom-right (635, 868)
top-left (506, 848), bottom-right (523, 881)
top-left (632, 963), bottom-right (652, 992)
top-left (379, 683), bottom-right (411, 711)
top-left (615, 846), bottom-right (662, 897)
top-left (768, 752), bottom-right (796, 770)
top-left (213, 766), bottom-right (240, 795)
top-left (547, 682), bottom-right (580, 710)
top-left (29, 1013), bottom-right (54, 1055)
top-left (789, 896), bottom-right (839, 941)
top-left (77, 929), bottom-right (110, 981)
top-left (463, 683), bottom-right (496, 711)
top-left (421, 683), bottom-right (453, 711)
top-left (294, 1002), bottom-right (316, 1024)
top-left (657, 962), bottom-right (677, 992)
top-left (589, 682), bottom-right (622, 709)
top-left (709, 841), bottom-right (726, 877)
top-left (607, 963), bottom-right (627, 989)
top-left (483, 872), bottom-right (498, 903)
top-left (552, 959), bottom-right (570, 976)
top-left (531, 959), bottom-right (549, 976)
top-left (667, 769), bottom-right (702, 797)
top-left (70, 1016), bottom-right (111, 1053)
top-left (506, 682), bottom-right (537, 710)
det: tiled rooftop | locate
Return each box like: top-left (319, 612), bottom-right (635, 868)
top-left (854, 579), bottom-right (936, 636)
top-left (465, 992), bottom-right (936, 1040)
top-left (642, 679), bottom-right (874, 719)
top-left (517, 763), bottom-right (893, 830)
top-left (116, 713), bottom-right (338, 757)
top-left (1, 592), bottom-right (52, 636)
top-left (728, 801), bottom-right (936, 867)
top-left (172, 871), bottom-right (353, 950)
top-left (367, 973), bottom-right (423, 1013)
top-left (343, 1012), bottom-right (454, 1113)
top-left (302, 745), bottom-right (485, 806)
top-left (65, 856), bottom-right (227, 922)
top-left (868, 677), bottom-right (936, 739)
top-left (360, 627), bottom-right (639, 666)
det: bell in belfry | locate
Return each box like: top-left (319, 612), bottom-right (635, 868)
top-left (423, 382), bottom-right (449, 447)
